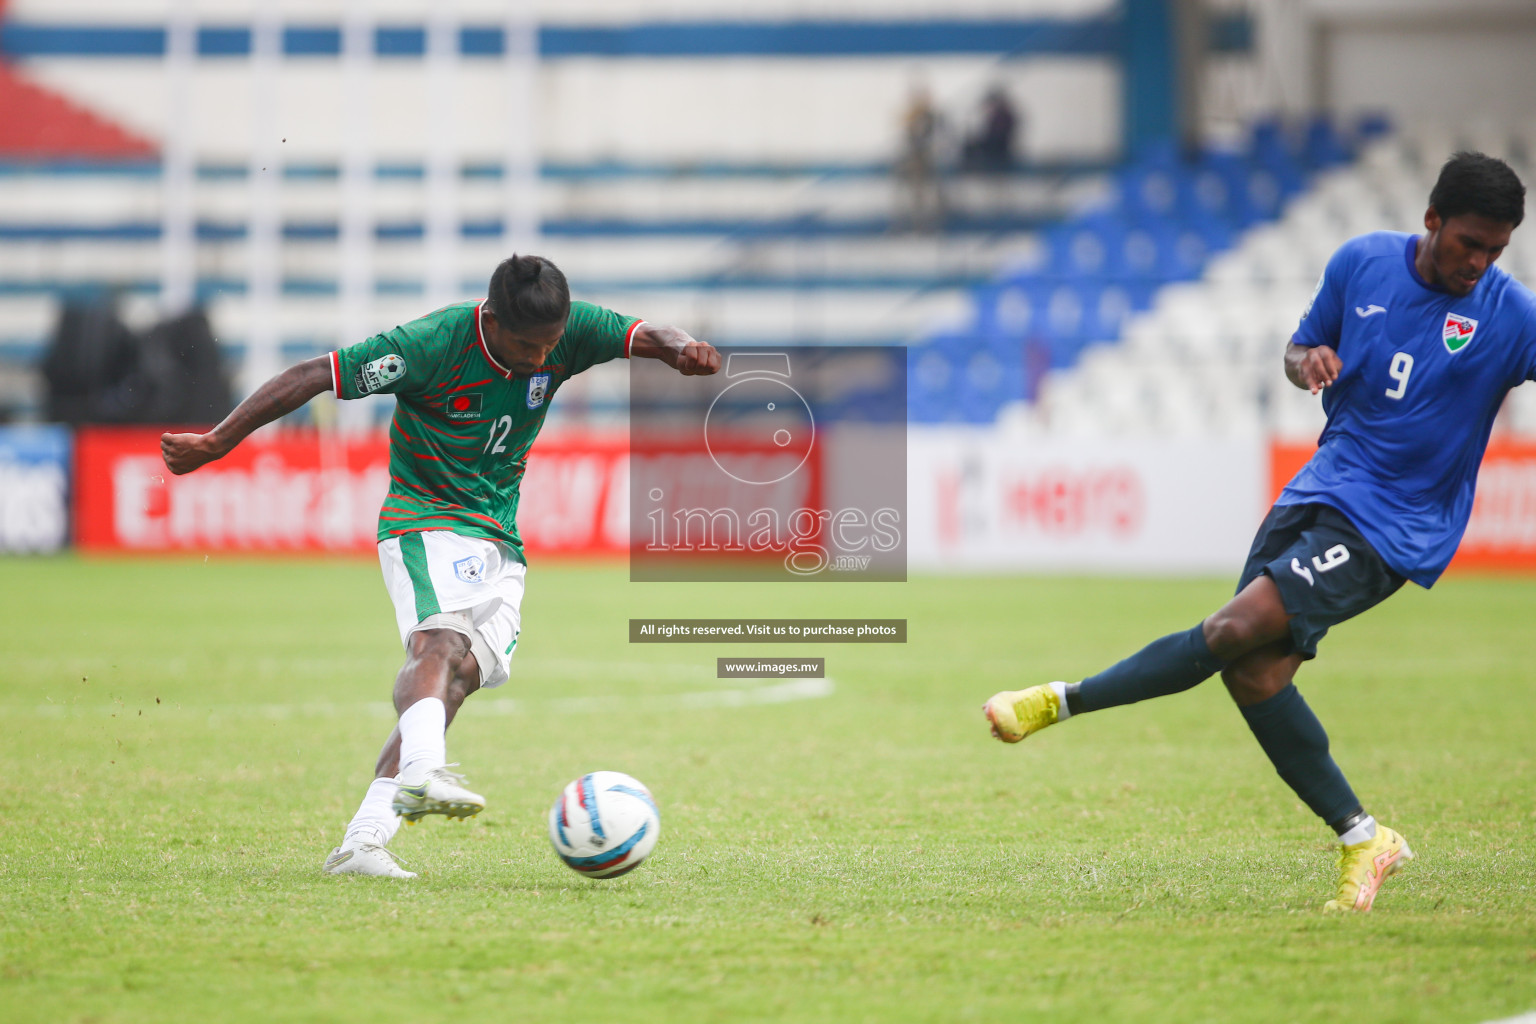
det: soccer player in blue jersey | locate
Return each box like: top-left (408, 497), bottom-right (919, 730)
top-left (983, 152), bottom-right (1533, 912)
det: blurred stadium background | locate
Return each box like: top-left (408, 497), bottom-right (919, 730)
top-left (1, 0), bottom-right (1535, 576)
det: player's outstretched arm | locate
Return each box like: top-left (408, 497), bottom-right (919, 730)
top-left (630, 323), bottom-right (721, 376)
top-left (1285, 341), bottom-right (1342, 395)
top-left (161, 355), bottom-right (334, 475)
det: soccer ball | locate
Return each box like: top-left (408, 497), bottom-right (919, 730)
top-left (547, 771), bottom-right (660, 878)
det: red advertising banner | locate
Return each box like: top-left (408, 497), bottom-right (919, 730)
top-left (74, 427), bottom-right (630, 556)
top-left (1269, 441), bottom-right (1536, 573)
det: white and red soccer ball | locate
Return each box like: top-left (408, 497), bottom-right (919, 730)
top-left (547, 771), bottom-right (660, 878)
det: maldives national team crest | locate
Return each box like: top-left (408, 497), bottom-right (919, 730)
top-left (1443, 312), bottom-right (1478, 353)
top-left (527, 373), bottom-right (551, 409)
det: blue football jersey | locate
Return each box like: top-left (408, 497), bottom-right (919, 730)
top-left (1283, 231), bottom-right (1536, 586)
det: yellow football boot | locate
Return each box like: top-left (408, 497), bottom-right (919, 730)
top-left (1323, 826), bottom-right (1413, 913)
top-left (982, 684), bottom-right (1062, 744)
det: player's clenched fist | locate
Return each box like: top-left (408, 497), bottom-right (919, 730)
top-left (672, 339), bottom-right (721, 376)
top-left (161, 431), bottom-right (226, 475)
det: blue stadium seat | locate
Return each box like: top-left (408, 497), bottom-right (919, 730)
top-left (906, 344), bottom-right (956, 423)
top-left (915, 114), bottom-right (1373, 420)
top-left (1303, 116), bottom-right (1352, 171)
top-left (952, 346), bottom-right (1023, 422)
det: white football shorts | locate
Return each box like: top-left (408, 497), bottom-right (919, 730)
top-left (377, 530), bottom-right (526, 689)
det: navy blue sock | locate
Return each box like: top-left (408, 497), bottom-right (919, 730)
top-left (1071, 624), bottom-right (1228, 714)
top-left (1239, 684), bottom-right (1362, 828)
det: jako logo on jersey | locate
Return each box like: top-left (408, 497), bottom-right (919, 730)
top-left (1443, 313), bottom-right (1478, 353)
top-left (527, 373), bottom-right (552, 409)
top-left (1354, 304), bottom-right (1387, 318)
top-left (445, 393), bottom-right (484, 421)
top-left (1290, 558), bottom-right (1315, 587)
top-left (356, 353), bottom-right (406, 394)
top-left (453, 556), bottom-right (485, 584)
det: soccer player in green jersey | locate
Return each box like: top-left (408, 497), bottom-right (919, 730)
top-left (162, 255), bottom-right (720, 878)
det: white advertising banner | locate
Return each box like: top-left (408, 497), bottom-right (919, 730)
top-left (908, 429), bottom-right (1268, 574)
top-left (0, 425), bottom-right (70, 554)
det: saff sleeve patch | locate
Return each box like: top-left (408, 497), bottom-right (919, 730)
top-left (354, 353), bottom-right (407, 395)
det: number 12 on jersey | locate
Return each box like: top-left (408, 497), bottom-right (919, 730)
top-left (485, 415), bottom-right (513, 454)
top-left (1384, 352), bottom-right (1414, 400)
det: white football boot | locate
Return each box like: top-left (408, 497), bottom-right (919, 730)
top-left (321, 831), bottom-right (417, 879)
top-left (391, 763), bottom-right (485, 823)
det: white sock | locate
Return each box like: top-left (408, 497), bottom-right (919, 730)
top-left (1338, 815), bottom-right (1378, 847)
top-left (344, 777), bottom-right (402, 847)
top-left (1050, 681), bottom-right (1072, 721)
top-left (397, 697), bottom-right (447, 782)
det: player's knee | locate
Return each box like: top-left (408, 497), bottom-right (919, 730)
top-left (1203, 610), bottom-right (1262, 661)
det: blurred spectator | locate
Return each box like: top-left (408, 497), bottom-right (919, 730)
top-left (43, 298), bottom-right (234, 426)
top-left (896, 82), bottom-right (945, 231)
top-left (961, 86), bottom-right (1020, 173)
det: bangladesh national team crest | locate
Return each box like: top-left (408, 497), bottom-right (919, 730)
top-left (445, 392), bottom-right (484, 421)
top-left (527, 373), bottom-right (552, 409)
top-left (1443, 313), bottom-right (1478, 353)
top-left (453, 556), bottom-right (485, 584)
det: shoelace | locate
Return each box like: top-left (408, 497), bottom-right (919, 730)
top-left (356, 843), bottom-right (412, 870)
top-left (427, 763), bottom-right (471, 786)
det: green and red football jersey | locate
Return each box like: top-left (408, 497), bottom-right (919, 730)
top-left (330, 300), bottom-right (641, 559)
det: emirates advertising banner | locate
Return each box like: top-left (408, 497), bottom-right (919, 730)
top-left (73, 428), bottom-right (631, 556)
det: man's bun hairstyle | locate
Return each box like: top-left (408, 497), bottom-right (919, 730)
top-left (1429, 152), bottom-right (1525, 228)
top-left (487, 254), bottom-right (570, 330)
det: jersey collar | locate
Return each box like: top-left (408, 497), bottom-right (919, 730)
top-left (1405, 234), bottom-right (1453, 294)
top-left (474, 301), bottom-right (518, 380)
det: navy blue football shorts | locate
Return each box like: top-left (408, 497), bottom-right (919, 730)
top-left (1235, 502), bottom-right (1407, 660)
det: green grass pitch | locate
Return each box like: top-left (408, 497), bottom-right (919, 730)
top-left (1, 557), bottom-right (1533, 1023)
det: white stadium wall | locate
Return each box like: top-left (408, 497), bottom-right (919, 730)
top-left (10, 0), bottom-right (1117, 23)
top-left (18, 57), bottom-right (1120, 167)
top-left (6, 0), bottom-right (1123, 166)
top-left (1290, 0), bottom-right (1536, 128)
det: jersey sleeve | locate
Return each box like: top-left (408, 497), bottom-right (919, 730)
top-left (561, 300), bottom-right (644, 377)
top-left (1291, 241), bottom-right (1356, 350)
top-left (331, 313), bottom-right (450, 400)
top-left (1523, 306), bottom-right (1536, 382)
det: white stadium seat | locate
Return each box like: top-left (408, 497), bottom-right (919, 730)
top-left (1032, 122), bottom-right (1536, 440)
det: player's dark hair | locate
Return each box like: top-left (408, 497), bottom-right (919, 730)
top-left (1429, 152), bottom-right (1525, 228)
top-left (487, 254), bottom-right (570, 330)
